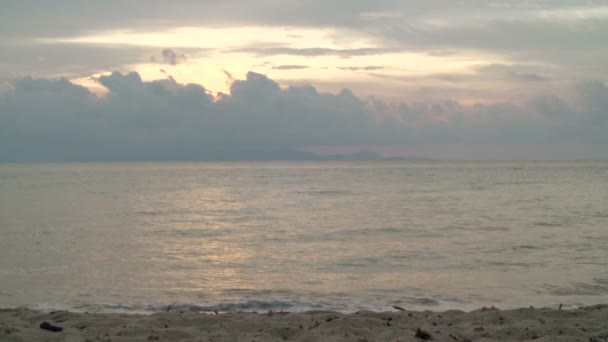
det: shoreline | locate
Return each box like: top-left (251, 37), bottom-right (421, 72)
top-left (2, 304), bottom-right (607, 341)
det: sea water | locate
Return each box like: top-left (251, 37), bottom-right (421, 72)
top-left (0, 161), bottom-right (607, 313)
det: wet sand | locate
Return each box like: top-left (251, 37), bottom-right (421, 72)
top-left (1, 305), bottom-right (607, 341)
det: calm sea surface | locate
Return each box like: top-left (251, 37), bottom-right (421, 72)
top-left (1, 161), bottom-right (607, 313)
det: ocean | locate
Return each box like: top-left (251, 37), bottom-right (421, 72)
top-left (0, 161), bottom-right (607, 313)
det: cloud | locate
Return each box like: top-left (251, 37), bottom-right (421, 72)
top-left (6, 1), bottom-right (603, 36)
top-left (221, 69), bottom-right (235, 88)
top-left (338, 66), bottom-right (385, 71)
top-left (363, 64), bottom-right (546, 88)
top-left (3, 2), bottom-right (607, 72)
top-left (233, 47), bottom-right (402, 57)
top-left (0, 71), bottom-right (370, 161)
top-left (2, 1), bottom-right (607, 99)
top-left (160, 49), bottom-right (186, 66)
top-left (271, 65), bottom-right (310, 70)
top-left (476, 64), bottom-right (547, 82)
top-left (162, 49), bottom-right (178, 65)
top-left (373, 11), bottom-right (608, 79)
top-left (365, 72), bottom-right (473, 84)
top-left (509, 73), bottom-right (546, 82)
top-left (1, 71), bottom-right (607, 161)
top-left (0, 43), bottom-right (155, 79)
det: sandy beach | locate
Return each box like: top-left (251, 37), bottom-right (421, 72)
top-left (1, 305), bottom-right (607, 341)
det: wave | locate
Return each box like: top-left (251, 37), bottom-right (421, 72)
top-left (10, 300), bottom-right (311, 315)
top-left (3, 296), bottom-right (477, 315)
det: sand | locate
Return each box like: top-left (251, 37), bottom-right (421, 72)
top-left (1, 305), bottom-right (607, 341)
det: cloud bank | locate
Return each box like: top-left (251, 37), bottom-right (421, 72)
top-left (0, 72), bottom-right (607, 161)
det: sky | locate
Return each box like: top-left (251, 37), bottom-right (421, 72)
top-left (1, 0), bottom-right (607, 161)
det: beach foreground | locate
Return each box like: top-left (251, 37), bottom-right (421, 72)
top-left (1, 305), bottom-right (607, 342)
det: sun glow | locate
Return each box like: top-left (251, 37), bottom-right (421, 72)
top-left (54, 25), bottom-right (513, 100)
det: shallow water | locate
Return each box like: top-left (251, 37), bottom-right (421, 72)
top-left (0, 161), bottom-right (607, 313)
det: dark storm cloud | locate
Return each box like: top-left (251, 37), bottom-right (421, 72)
top-left (1, 72), bottom-right (607, 161)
